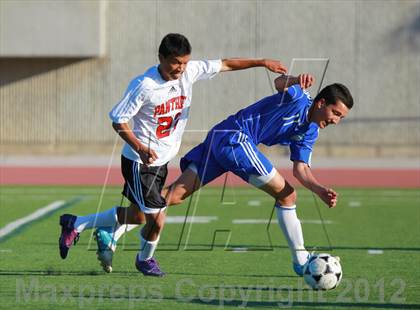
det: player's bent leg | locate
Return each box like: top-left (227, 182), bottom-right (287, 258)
top-left (141, 211), bottom-right (166, 242)
top-left (259, 170), bottom-right (310, 276)
top-left (133, 165), bottom-right (211, 276)
top-left (134, 163), bottom-right (208, 277)
top-left (95, 203), bottom-right (144, 273)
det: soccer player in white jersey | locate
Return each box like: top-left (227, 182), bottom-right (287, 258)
top-left (58, 33), bottom-right (288, 276)
top-left (161, 73), bottom-right (353, 275)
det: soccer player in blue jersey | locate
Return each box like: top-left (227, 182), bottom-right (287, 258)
top-left (161, 73), bottom-right (353, 275)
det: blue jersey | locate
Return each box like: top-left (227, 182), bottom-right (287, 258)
top-left (181, 85), bottom-right (320, 186)
top-left (214, 85), bottom-right (319, 164)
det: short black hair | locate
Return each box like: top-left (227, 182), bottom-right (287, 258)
top-left (158, 33), bottom-right (191, 58)
top-left (314, 83), bottom-right (354, 109)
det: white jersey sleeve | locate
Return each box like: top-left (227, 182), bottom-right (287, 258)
top-left (109, 78), bottom-right (145, 124)
top-left (184, 60), bottom-right (222, 83)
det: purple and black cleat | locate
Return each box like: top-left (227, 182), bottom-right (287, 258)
top-left (135, 254), bottom-right (165, 277)
top-left (58, 214), bottom-right (79, 259)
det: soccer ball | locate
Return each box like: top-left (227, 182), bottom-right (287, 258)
top-left (303, 253), bottom-right (342, 290)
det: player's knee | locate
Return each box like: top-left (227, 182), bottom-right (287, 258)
top-left (276, 185), bottom-right (297, 207)
top-left (148, 215), bottom-right (165, 233)
top-left (155, 218), bottom-right (165, 233)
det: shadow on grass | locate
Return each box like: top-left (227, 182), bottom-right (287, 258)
top-left (0, 269), bottom-right (296, 279)
top-left (0, 269), bottom-right (108, 276)
top-left (201, 285), bottom-right (313, 292)
top-left (167, 271), bottom-right (296, 279)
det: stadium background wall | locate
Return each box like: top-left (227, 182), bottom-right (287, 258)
top-left (0, 0), bottom-right (419, 158)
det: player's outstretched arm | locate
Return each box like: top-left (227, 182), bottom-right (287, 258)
top-left (112, 122), bottom-right (158, 165)
top-left (274, 73), bottom-right (315, 92)
top-left (292, 161), bottom-right (338, 208)
top-left (220, 58), bottom-right (287, 74)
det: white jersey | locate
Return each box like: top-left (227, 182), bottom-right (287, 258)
top-left (109, 59), bottom-right (222, 166)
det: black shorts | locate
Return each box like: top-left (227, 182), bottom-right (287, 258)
top-left (121, 155), bottom-right (168, 214)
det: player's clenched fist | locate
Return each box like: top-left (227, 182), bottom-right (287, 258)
top-left (318, 187), bottom-right (338, 208)
top-left (137, 144), bottom-right (158, 165)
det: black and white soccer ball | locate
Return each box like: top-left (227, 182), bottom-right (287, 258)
top-left (303, 253), bottom-right (342, 290)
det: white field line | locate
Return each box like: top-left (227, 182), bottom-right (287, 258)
top-left (231, 247), bottom-right (249, 252)
top-left (166, 216), bottom-right (218, 224)
top-left (247, 200), bottom-right (261, 206)
top-left (232, 219), bottom-right (333, 224)
top-left (348, 201), bottom-right (362, 208)
top-left (0, 200), bottom-right (66, 239)
top-left (232, 219), bottom-right (269, 224)
top-left (301, 219), bottom-right (333, 224)
top-left (368, 249), bottom-right (384, 255)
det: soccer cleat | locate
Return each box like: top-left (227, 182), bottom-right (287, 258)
top-left (293, 252), bottom-right (313, 276)
top-left (94, 227), bottom-right (117, 273)
top-left (135, 254), bottom-right (165, 277)
top-left (58, 214), bottom-right (80, 259)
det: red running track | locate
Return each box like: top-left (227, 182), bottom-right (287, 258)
top-left (1, 166), bottom-right (419, 188)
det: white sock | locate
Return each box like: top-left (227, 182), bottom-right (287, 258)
top-left (276, 204), bottom-right (309, 265)
top-left (74, 207), bottom-right (118, 233)
top-left (112, 224), bottom-right (138, 241)
top-left (138, 232), bottom-right (160, 261)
